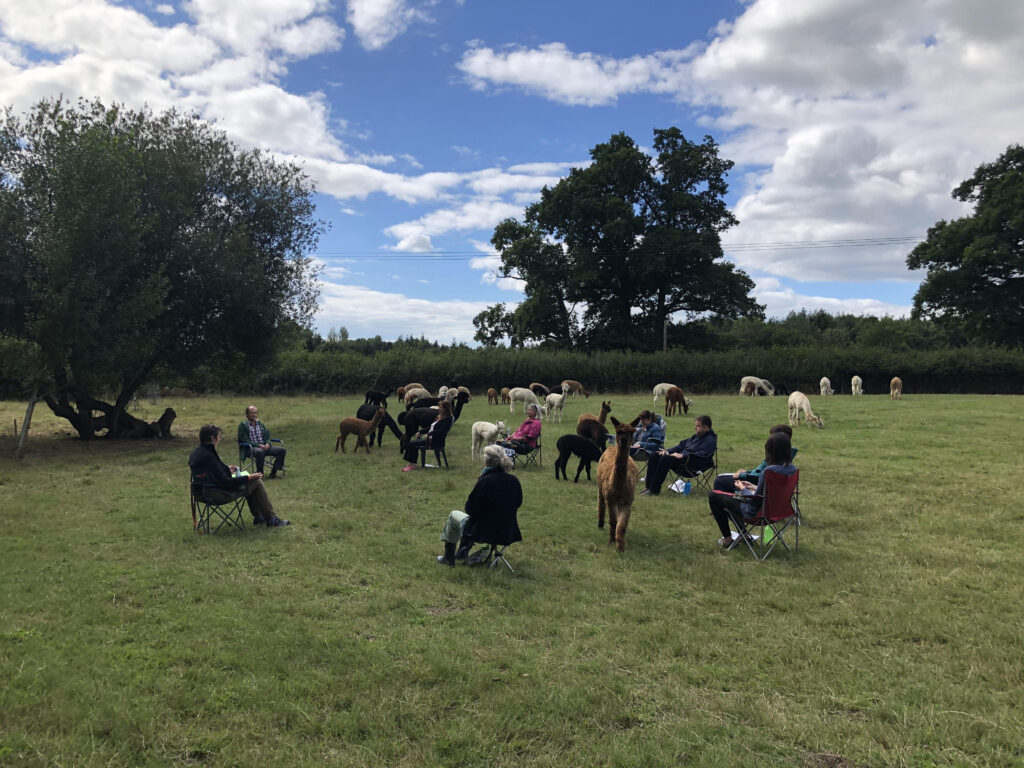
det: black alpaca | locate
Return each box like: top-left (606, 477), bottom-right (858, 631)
top-left (554, 434), bottom-right (605, 482)
top-left (356, 403), bottom-right (403, 447)
top-left (364, 388), bottom-right (392, 408)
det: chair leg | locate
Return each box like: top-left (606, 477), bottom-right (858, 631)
top-left (489, 545), bottom-right (514, 573)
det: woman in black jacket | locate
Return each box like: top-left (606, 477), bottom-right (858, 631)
top-left (188, 424), bottom-right (289, 527)
top-left (402, 400), bottom-right (454, 471)
top-left (436, 444), bottom-right (523, 566)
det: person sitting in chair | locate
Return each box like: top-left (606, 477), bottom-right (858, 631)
top-left (639, 414), bottom-right (717, 496)
top-left (237, 405), bottom-right (286, 478)
top-left (629, 410), bottom-right (665, 459)
top-left (712, 423), bottom-right (796, 493)
top-left (402, 400), bottom-right (454, 471)
top-left (436, 444), bottom-right (523, 566)
top-left (707, 431), bottom-right (796, 547)
top-left (499, 403), bottom-right (542, 454)
top-left (190, 424), bottom-right (289, 527)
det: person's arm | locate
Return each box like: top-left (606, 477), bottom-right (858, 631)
top-left (237, 421), bottom-right (248, 445)
top-left (260, 422), bottom-right (271, 448)
top-left (522, 419), bottom-right (541, 441)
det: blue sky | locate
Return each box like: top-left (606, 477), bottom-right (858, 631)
top-left (2, 0), bottom-right (1022, 343)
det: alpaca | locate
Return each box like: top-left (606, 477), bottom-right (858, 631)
top-left (652, 382), bottom-right (676, 404)
top-left (529, 382), bottom-right (550, 398)
top-left (471, 420), bottom-right (507, 459)
top-left (335, 408), bottom-right (387, 453)
top-left (577, 400), bottom-right (611, 430)
top-left (437, 385), bottom-right (448, 398)
top-left (561, 379), bottom-right (590, 398)
top-left (544, 391), bottom-right (566, 422)
top-left (576, 418), bottom-right (609, 446)
top-left (819, 377), bottom-right (835, 396)
top-left (409, 389), bottom-right (457, 411)
top-left (398, 392), bottom-right (470, 450)
top-left (396, 386), bottom-right (406, 401)
top-left (739, 375), bottom-right (772, 396)
top-left (356, 403), bottom-right (403, 447)
top-left (554, 433), bottom-right (604, 482)
top-left (851, 375), bottom-right (863, 396)
top-left (500, 387), bottom-right (511, 404)
top-left (364, 388), bottom-right (391, 408)
top-left (890, 376), bottom-right (903, 399)
top-left (596, 416), bottom-right (640, 552)
top-left (664, 386), bottom-right (689, 416)
top-left (403, 387), bottom-right (432, 408)
top-left (508, 386), bottom-right (545, 415)
top-left (787, 391), bottom-right (824, 428)
top-left (404, 382), bottom-right (425, 393)
top-left (487, 387), bottom-right (499, 405)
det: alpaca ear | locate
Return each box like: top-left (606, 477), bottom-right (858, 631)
top-left (609, 416), bottom-right (621, 428)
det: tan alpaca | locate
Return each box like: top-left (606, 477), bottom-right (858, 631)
top-left (890, 376), bottom-right (903, 400)
top-left (597, 416), bottom-right (640, 552)
top-left (500, 387), bottom-right (511, 404)
top-left (487, 387), bottom-right (499, 405)
top-left (335, 408), bottom-right (386, 453)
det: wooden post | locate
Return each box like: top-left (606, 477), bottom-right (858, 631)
top-left (16, 387), bottom-right (38, 459)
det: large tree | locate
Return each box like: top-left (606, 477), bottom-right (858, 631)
top-left (907, 144), bottom-right (1024, 348)
top-left (473, 128), bottom-right (762, 349)
top-left (0, 99), bottom-right (323, 439)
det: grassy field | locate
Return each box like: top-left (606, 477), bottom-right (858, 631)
top-left (0, 392), bottom-right (1022, 767)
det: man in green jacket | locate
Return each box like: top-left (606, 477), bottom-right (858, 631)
top-left (237, 405), bottom-right (286, 478)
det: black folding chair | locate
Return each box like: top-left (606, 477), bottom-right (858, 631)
top-left (239, 438), bottom-right (286, 476)
top-left (190, 471), bottom-right (247, 535)
top-left (671, 450), bottom-right (718, 496)
top-left (516, 436), bottom-right (542, 469)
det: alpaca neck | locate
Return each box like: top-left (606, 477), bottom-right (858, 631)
top-left (613, 436), bottom-right (630, 476)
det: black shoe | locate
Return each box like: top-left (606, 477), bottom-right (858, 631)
top-left (268, 470), bottom-right (278, 479)
top-left (252, 515), bottom-right (266, 525)
top-left (267, 516), bottom-right (290, 527)
top-left (436, 542), bottom-right (456, 567)
top-left (454, 538), bottom-right (474, 561)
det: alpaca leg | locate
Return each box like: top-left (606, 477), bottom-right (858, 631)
top-left (607, 505), bottom-right (618, 545)
top-left (615, 505), bottom-right (632, 552)
top-left (339, 433), bottom-right (347, 453)
top-left (597, 493), bottom-right (606, 529)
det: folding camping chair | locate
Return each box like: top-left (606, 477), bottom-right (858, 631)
top-left (239, 438), bottom-right (286, 476)
top-left (190, 470), bottom-right (247, 534)
top-left (670, 450), bottom-right (718, 495)
top-left (511, 436), bottom-right (542, 469)
top-left (727, 468), bottom-right (800, 560)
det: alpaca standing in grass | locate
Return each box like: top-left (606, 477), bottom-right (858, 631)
top-left (335, 408), bottom-right (387, 453)
top-left (597, 417), bottom-right (639, 552)
top-left (890, 376), bottom-right (903, 399)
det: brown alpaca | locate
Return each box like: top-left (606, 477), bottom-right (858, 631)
top-left (500, 386), bottom-right (511, 404)
top-left (396, 386), bottom-right (406, 401)
top-left (664, 386), bottom-right (689, 417)
top-left (596, 416), bottom-right (639, 552)
top-left (561, 379), bottom-right (590, 398)
top-left (577, 400), bottom-right (611, 430)
top-left (335, 408), bottom-right (386, 453)
top-left (487, 387), bottom-right (499, 405)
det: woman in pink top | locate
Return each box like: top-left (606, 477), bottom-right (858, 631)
top-left (500, 403), bottom-right (542, 454)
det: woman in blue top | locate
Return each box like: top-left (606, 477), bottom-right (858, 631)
top-left (707, 431), bottom-right (797, 547)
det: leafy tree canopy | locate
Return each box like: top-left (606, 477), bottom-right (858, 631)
top-left (0, 98), bottom-right (323, 438)
top-left (907, 144), bottom-right (1024, 348)
top-left (473, 128), bottom-right (762, 350)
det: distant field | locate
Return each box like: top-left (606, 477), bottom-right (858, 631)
top-left (1, 392), bottom-right (1022, 767)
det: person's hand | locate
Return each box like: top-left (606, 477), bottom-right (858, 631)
top-left (733, 470), bottom-right (742, 478)
top-left (261, 443), bottom-right (270, 451)
top-left (229, 465), bottom-right (237, 473)
top-left (670, 452), bottom-right (683, 459)
top-left (251, 472), bottom-right (263, 479)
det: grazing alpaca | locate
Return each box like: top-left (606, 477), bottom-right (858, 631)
top-left (577, 400), bottom-right (611, 430)
top-left (364, 388), bottom-right (391, 408)
top-left (508, 386), bottom-right (545, 415)
top-left (398, 392), bottom-right (471, 450)
top-left (739, 375), bottom-right (773, 396)
top-left (409, 389), bottom-right (457, 411)
top-left (356, 403), bottom-right (403, 447)
top-left (404, 382), bottom-right (425, 393)
top-left (787, 391), bottom-right (825, 428)
top-left (652, 382), bottom-right (676, 404)
top-left (403, 387), bottom-right (432, 408)
top-left (500, 387), bottom-right (511, 404)
top-left (819, 377), bottom-right (835, 396)
top-left (335, 408), bottom-right (387, 453)
top-left (554, 433), bottom-right (604, 482)
top-left (664, 386), bottom-right (690, 416)
top-left (561, 379), bottom-right (590, 398)
top-left (545, 391), bottom-right (566, 422)
top-left (396, 386), bottom-right (406, 401)
top-left (471, 420), bottom-right (507, 459)
top-left (596, 417), bottom-right (640, 552)
top-left (890, 376), bottom-right (903, 400)
top-left (851, 375), bottom-right (863, 396)
top-left (529, 382), bottom-right (550, 398)
top-left (487, 387), bottom-right (499, 405)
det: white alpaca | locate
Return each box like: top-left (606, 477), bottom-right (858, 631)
top-left (788, 391), bottom-right (825, 428)
top-left (652, 382), bottom-right (676, 404)
top-left (508, 387), bottom-right (546, 416)
top-left (851, 375), bottom-right (863, 396)
top-left (545, 392), bottom-right (565, 422)
top-left (403, 387), bottom-right (431, 405)
top-left (471, 421), bottom-right (507, 459)
top-left (890, 376), bottom-right (903, 400)
top-left (739, 375), bottom-right (773, 396)
top-left (819, 377), bottom-right (835, 396)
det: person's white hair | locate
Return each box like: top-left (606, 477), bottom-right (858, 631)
top-left (482, 443), bottom-right (513, 470)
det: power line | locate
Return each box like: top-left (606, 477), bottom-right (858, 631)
top-left (310, 235), bottom-right (923, 261)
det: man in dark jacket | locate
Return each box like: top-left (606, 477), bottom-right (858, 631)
top-left (639, 414), bottom-right (717, 496)
top-left (436, 445), bottom-right (523, 566)
top-left (237, 405), bottom-right (286, 478)
top-left (190, 424), bottom-right (289, 527)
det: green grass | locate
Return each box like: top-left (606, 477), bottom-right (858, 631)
top-left (1, 392), bottom-right (1022, 767)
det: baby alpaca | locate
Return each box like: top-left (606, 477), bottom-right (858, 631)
top-left (471, 420), bottom-right (507, 460)
top-left (335, 408), bottom-right (387, 453)
top-left (544, 391), bottom-right (565, 422)
top-left (554, 434), bottom-right (604, 482)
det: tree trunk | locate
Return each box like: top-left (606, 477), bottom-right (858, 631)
top-left (16, 386), bottom-right (38, 459)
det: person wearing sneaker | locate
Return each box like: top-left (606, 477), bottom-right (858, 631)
top-left (639, 414), bottom-right (717, 496)
top-left (190, 424), bottom-right (290, 528)
top-left (435, 444), bottom-right (522, 566)
top-left (707, 431), bottom-right (796, 547)
top-left (237, 405), bottom-right (286, 478)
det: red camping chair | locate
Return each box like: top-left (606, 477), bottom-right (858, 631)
top-left (727, 468), bottom-right (800, 560)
